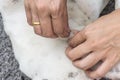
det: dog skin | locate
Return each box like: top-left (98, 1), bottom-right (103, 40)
top-left (0, 0), bottom-right (120, 80)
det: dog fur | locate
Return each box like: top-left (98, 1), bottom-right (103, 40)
top-left (0, 0), bottom-right (120, 80)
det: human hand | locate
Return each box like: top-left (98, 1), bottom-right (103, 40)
top-left (66, 9), bottom-right (120, 79)
top-left (24, 0), bottom-right (70, 38)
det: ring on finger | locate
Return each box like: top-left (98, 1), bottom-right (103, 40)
top-left (32, 21), bottom-right (40, 25)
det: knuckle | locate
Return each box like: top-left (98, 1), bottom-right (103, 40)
top-left (51, 8), bottom-right (63, 18)
top-left (90, 39), bottom-right (105, 50)
top-left (51, 6), bottom-right (59, 14)
top-left (37, 4), bottom-right (47, 11)
top-left (89, 40), bottom-right (99, 49)
top-left (91, 42), bottom-right (98, 49)
top-left (84, 29), bottom-right (90, 36)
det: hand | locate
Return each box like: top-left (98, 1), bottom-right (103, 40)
top-left (24, 0), bottom-right (70, 38)
top-left (66, 9), bottom-right (120, 79)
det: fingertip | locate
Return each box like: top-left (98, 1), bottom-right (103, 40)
top-left (65, 46), bottom-right (72, 57)
top-left (65, 47), bottom-right (72, 54)
top-left (85, 71), bottom-right (96, 79)
top-left (86, 70), bottom-right (104, 79)
top-left (49, 34), bottom-right (58, 38)
top-left (63, 26), bottom-right (71, 37)
top-left (60, 31), bottom-right (70, 38)
top-left (27, 20), bottom-right (32, 26)
top-left (33, 25), bottom-right (42, 35)
top-left (42, 33), bottom-right (58, 38)
top-left (68, 40), bottom-right (77, 48)
top-left (58, 28), bottom-right (71, 38)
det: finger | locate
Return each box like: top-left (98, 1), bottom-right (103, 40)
top-left (24, 1), bottom-right (32, 25)
top-left (86, 53), bottom-right (119, 79)
top-left (51, 7), bottom-right (70, 37)
top-left (66, 41), bottom-right (92, 61)
top-left (40, 16), bottom-right (57, 38)
top-left (73, 47), bottom-right (111, 71)
top-left (37, 6), bottom-right (57, 38)
top-left (69, 30), bottom-right (86, 48)
top-left (65, 46), bottom-right (72, 55)
top-left (30, 2), bottom-right (41, 35)
top-left (73, 52), bottom-right (102, 70)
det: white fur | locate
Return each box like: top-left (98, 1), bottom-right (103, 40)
top-left (0, 0), bottom-right (120, 80)
top-left (116, 0), bottom-right (120, 9)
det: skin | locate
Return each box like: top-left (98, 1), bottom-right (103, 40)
top-left (24, 0), bottom-right (70, 38)
top-left (66, 9), bottom-right (120, 79)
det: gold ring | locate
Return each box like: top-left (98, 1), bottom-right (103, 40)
top-left (32, 22), bottom-right (40, 25)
